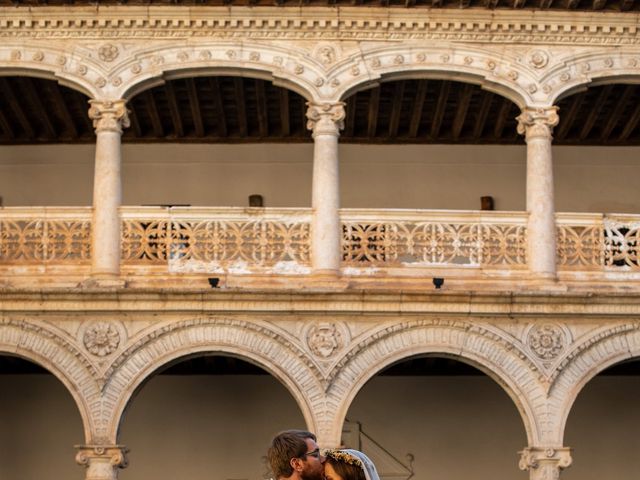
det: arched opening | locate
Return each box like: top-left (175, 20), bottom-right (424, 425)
top-left (0, 354), bottom-right (84, 480)
top-left (119, 354), bottom-right (307, 480)
top-left (344, 356), bottom-right (526, 480)
top-left (563, 358), bottom-right (640, 480)
top-left (339, 78), bottom-right (525, 211)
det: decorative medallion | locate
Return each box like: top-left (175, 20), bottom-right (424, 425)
top-left (528, 84), bottom-right (538, 94)
top-left (249, 52), bottom-right (261, 61)
top-left (77, 64), bottom-right (88, 76)
top-left (351, 65), bottom-right (360, 76)
top-left (95, 77), bottom-right (107, 88)
top-left (199, 50), bottom-right (212, 60)
top-left (151, 55), bottom-right (165, 66)
top-left (394, 55), bottom-right (405, 65)
top-left (316, 45), bottom-right (336, 65)
top-left (560, 72), bottom-right (571, 82)
top-left (464, 56), bottom-right (473, 65)
top-left (604, 58), bottom-right (614, 68)
top-left (581, 62), bottom-right (591, 73)
top-left (528, 50), bottom-right (549, 69)
top-left (98, 44), bottom-right (119, 63)
top-left (330, 78), bottom-right (340, 88)
top-left (440, 54), bottom-right (450, 63)
top-left (111, 76), bottom-right (122, 87)
top-left (294, 64), bottom-right (305, 75)
top-left (56, 55), bottom-right (67, 66)
top-left (32, 51), bottom-right (44, 62)
top-left (315, 78), bottom-right (325, 87)
top-left (370, 58), bottom-right (381, 69)
top-left (177, 51), bottom-right (189, 62)
top-left (628, 58), bottom-right (638, 67)
top-left (83, 322), bottom-right (121, 357)
top-left (486, 60), bottom-right (497, 70)
top-left (10, 50), bottom-right (21, 61)
top-left (416, 53), bottom-right (427, 62)
top-left (527, 324), bottom-right (566, 361)
top-left (131, 63), bottom-right (142, 74)
top-left (508, 70), bottom-right (519, 81)
top-left (273, 56), bottom-right (283, 66)
top-left (225, 50), bottom-right (237, 60)
top-left (543, 84), bottom-right (552, 94)
top-left (306, 322), bottom-right (344, 359)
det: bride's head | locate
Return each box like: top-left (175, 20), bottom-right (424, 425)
top-left (323, 449), bottom-right (379, 480)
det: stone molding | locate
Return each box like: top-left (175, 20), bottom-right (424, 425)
top-left (519, 447), bottom-right (572, 480)
top-left (0, 7), bottom-right (639, 47)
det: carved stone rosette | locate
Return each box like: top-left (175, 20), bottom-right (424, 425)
top-left (88, 100), bottom-right (131, 134)
top-left (76, 445), bottom-right (129, 480)
top-left (519, 447), bottom-right (572, 480)
top-left (516, 107), bottom-right (559, 141)
top-left (306, 102), bottom-right (346, 137)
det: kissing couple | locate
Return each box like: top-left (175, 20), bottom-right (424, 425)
top-left (268, 430), bottom-right (379, 480)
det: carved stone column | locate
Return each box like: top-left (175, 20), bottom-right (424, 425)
top-left (306, 102), bottom-right (345, 275)
top-left (519, 446), bottom-right (572, 480)
top-left (88, 100), bottom-right (130, 283)
top-left (517, 107), bottom-right (559, 280)
top-left (76, 445), bottom-right (129, 480)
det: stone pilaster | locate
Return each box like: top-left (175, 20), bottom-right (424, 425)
top-left (76, 445), bottom-right (129, 480)
top-left (519, 446), bottom-right (572, 480)
top-left (306, 102), bottom-right (345, 276)
top-left (88, 100), bottom-right (129, 284)
top-left (517, 107), bottom-right (560, 281)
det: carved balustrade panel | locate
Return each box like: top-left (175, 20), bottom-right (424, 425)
top-left (121, 207), bottom-right (311, 271)
top-left (557, 214), bottom-right (640, 270)
top-left (341, 210), bottom-right (528, 268)
top-left (0, 208), bottom-right (91, 264)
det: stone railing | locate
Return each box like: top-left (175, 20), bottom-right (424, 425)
top-left (1, 207), bottom-right (639, 279)
top-left (557, 213), bottom-right (640, 271)
top-left (341, 209), bottom-right (529, 273)
top-left (0, 207), bottom-right (92, 269)
top-left (120, 207), bottom-right (312, 274)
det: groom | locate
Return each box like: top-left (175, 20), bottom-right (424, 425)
top-left (268, 430), bottom-right (326, 480)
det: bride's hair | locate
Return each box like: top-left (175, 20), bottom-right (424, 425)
top-left (326, 456), bottom-right (366, 480)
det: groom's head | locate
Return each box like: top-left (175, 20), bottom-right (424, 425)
top-left (268, 430), bottom-right (325, 480)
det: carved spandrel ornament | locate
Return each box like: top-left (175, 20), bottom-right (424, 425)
top-left (98, 43), bottom-right (120, 62)
top-left (79, 320), bottom-right (126, 358)
top-left (305, 322), bottom-right (348, 359)
top-left (527, 323), bottom-right (566, 361)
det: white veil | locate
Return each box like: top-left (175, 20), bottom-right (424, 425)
top-left (341, 449), bottom-right (380, 480)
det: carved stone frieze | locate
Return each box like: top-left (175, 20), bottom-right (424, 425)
top-left (305, 322), bottom-right (348, 359)
top-left (98, 43), bottom-right (119, 62)
top-left (82, 322), bottom-right (121, 357)
top-left (527, 323), bottom-right (566, 361)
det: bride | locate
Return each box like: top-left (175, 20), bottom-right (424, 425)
top-left (323, 449), bottom-right (380, 480)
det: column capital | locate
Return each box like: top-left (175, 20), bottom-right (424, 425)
top-left (88, 100), bottom-right (130, 134)
top-left (519, 446), bottom-right (572, 480)
top-left (517, 107), bottom-right (559, 140)
top-left (76, 445), bottom-right (129, 480)
top-left (306, 102), bottom-right (345, 137)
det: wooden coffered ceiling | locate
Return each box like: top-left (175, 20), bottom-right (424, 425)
top-left (1, 75), bottom-right (640, 145)
top-left (0, 0), bottom-right (638, 10)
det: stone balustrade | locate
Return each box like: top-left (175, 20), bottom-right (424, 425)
top-left (0, 207), bottom-right (638, 282)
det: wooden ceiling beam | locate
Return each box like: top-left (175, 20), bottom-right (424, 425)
top-left (430, 81), bottom-right (450, 139)
top-left (555, 95), bottom-right (582, 141)
top-left (279, 88), bottom-right (290, 136)
top-left (484, 0), bottom-right (499, 7)
top-left (234, 78), bottom-right (248, 137)
top-left (539, 0), bottom-right (554, 7)
top-left (408, 80), bottom-right (427, 138)
top-left (459, 0), bottom-right (471, 7)
top-left (621, 0), bottom-right (634, 10)
top-left (567, 0), bottom-right (580, 8)
top-left (472, 91), bottom-right (493, 140)
top-left (452, 84), bottom-right (474, 140)
top-left (49, 82), bottom-right (78, 138)
top-left (388, 82), bottom-right (405, 138)
top-left (345, 95), bottom-right (357, 138)
top-left (0, 78), bottom-right (35, 139)
top-left (164, 82), bottom-right (184, 138)
top-left (186, 78), bottom-right (205, 137)
top-left (600, 85), bottom-right (635, 141)
top-left (0, 108), bottom-right (15, 139)
top-left (210, 77), bottom-right (227, 137)
top-left (367, 86), bottom-right (381, 138)
top-left (513, 0), bottom-right (527, 6)
top-left (405, 0), bottom-right (416, 6)
top-left (493, 98), bottom-right (513, 139)
top-left (618, 101), bottom-right (640, 141)
top-left (24, 77), bottom-right (57, 139)
top-left (255, 80), bottom-right (269, 138)
top-left (579, 85), bottom-right (613, 140)
top-left (592, 0), bottom-right (606, 8)
top-left (144, 90), bottom-right (164, 138)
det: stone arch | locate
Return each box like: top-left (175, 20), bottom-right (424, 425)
top-left (549, 323), bottom-right (640, 443)
top-left (330, 45), bottom-right (536, 108)
top-left (105, 317), bottom-right (326, 443)
top-left (326, 319), bottom-right (548, 447)
top-left (0, 318), bottom-right (100, 443)
top-left (114, 43), bottom-right (325, 102)
top-left (0, 43), bottom-right (102, 98)
top-left (548, 50), bottom-right (640, 104)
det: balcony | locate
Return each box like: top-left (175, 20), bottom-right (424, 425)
top-left (0, 206), bottom-right (638, 289)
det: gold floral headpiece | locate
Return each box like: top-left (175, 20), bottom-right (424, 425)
top-left (323, 449), bottom-right (364, 468)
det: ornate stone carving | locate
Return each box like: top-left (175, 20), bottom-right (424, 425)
top-left (56, 55), bottom-right (67, 65)
top-left (249, 51), bottom-right (260, 61)
top-left (306, 102), bottom-right (345, 135)
top-left (294, 64), bottom-right (304, 74)
top-left (519, 447), bottom-right (572, 480)
top-left (560, 72), bottom-right (571, 82)
top-left (32, 51), bottom-right (44, 62)
top-left (177, 51), bottom-right (189, 62)
top-left (486, 60), bottom-right (496, 70)
top-left (394, 55), bottom-right (405, 65)
top-left (464, 56), bottom-right (473, 65)
top-left (131, 63), bottom-right (142, 74)
top-left (370, 58), bottom-right (381, 68)
top-left (316, 45), bottom-right (336, 65)
top-left (10, 50), bottom-right (21, 60)
top-left (151, 55), bottom-right (164, 66)
top-left (306, 322), bottom-right (344, 359)
top-left (416, 53), bottom-right (427, 62)
top-left (516, 107), bottom-right (559, 140)
top-left (440, 54), bottom-right (450, 63)
top-left (199, 50), bottom-right (212, 60)
top-left (95, 77), bottom-right (107, 88)
top-left (83, 322), bottom-right (121, 357)
top-left (77, 64), bottom-right (88, 76)
top-left (528, 324), bottom-right (565, 360)
top-left (98, 43), bottom-right (119, 62)
top-left (604, 57), bottom-right (614, 68)
top-left (88, 100), bottom-right (130, 134)
top-left (508, 70), bottom-right (519, 80)
top-left (76, 445), bottom-right (129, 480)
top-left (528, 50), bottom-right (549, 69)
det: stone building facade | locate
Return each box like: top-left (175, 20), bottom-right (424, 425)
top-left (1, 3), bottom-right (640, 480)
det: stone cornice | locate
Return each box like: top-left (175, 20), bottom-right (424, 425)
top-left (0, 6), bottom-right (639, 45)
top-left (2, 289), bottom-right (640, 317)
